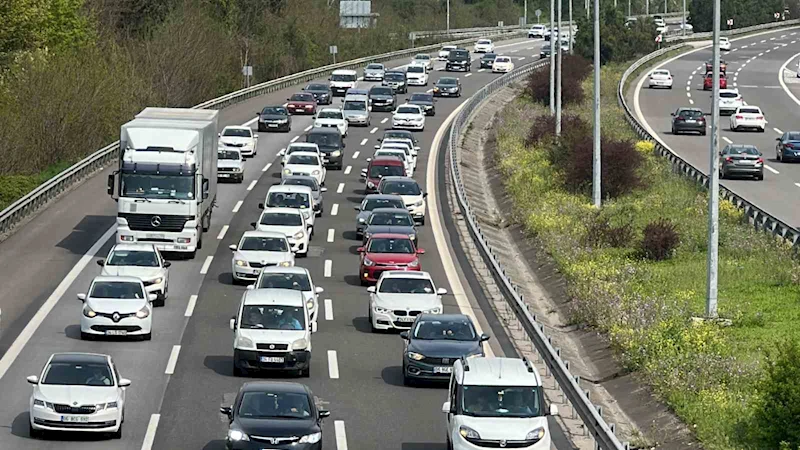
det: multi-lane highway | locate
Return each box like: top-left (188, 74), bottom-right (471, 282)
top-left (634, 26), bottom-right (800, 228)
top-left (0, 37), bottom-right (561, 450)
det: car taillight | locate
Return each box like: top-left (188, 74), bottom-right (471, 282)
top-left (735, 115), bottom-right (743, 119)
top-left (756, 116), bottom-right (764, 120)
top-left (757, 158), bottom-right (764, 164)
top-left (676, 116), bottom-right (684, 121)
top-left (725, 157), bottom-right (733, 162)
top-left (786, 143), bottom-right (795, 148)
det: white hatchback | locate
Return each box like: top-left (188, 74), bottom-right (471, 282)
top-left (219, 125), bottom-right (258, 157)
top-left (492, 56), bottom-right (515, 73)
top-left (648, 69), bottom-right (673, 88)
top-left (406, 65), bottom-right (429, 86)
top-left (79, 276), bottom-right (155, 341)
top-left (474, 39), bottom-right (494, 53)
top-left (719, 37), bottom-right (731, 51)
top-left (282, 151), bottom-right (326, 186)
top-left (392, 104), bottom-right (426, 131)
top-left (439, 45), bottom-right (457, 60)
top-left (230, 230), bottom-right (295, 284)
top-left (314, 108), bottom-right (348, 136)
top-left (253, 207), bottom-right (311, 256)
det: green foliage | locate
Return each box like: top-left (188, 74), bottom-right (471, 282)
top-left (573, 3), bottom-right (657, 65)
top-left (689, 0), bottom-right (786, 33)
top-left (755, 339), bottom-right (800, 448)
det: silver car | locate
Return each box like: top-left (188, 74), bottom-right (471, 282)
top-left (364, 63), bottom-right (386, 81)
top-left (342, 94), bottom-right (371, 126)
top-left (281, 175), bottom-right (328, 216)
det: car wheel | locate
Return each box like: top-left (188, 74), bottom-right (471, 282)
top-left (80, 331), bottom-right (93, 341)
top-left (30, 423), bottom-right (42, 439)
top-left (756, 172), bottom-right (764, 180)
top-left (257, 125), bottom-right (265, 132)
top-left (112, 422), bottom-right (123, 439)
top-left (141, 332), bottom-right (152, 341)
top-left (233, 363), bottom-right (244, 377)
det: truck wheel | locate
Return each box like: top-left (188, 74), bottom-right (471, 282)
top-left (197, 227), bottom-right (203, 250)
top-left (202, 213), bottom-right (210, 232)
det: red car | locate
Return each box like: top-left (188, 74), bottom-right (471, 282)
top-left (357, 233), bottom-right (424, 285)
top-left (360, 156), bottom-right (406, 193)
top-left (286, 92), bottom-right (317, 115)
top-left (703, 72), bottom-right (727, 90)
top-left (705, 59), bottom-right (727, 73)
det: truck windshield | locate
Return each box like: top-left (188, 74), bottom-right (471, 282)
top-left (121, 173), bottom-right (194, 200)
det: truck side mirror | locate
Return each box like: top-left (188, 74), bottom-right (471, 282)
top-left (107, 173), bottom-right (115, 196)
top-left (202, 178), bottom-right (209, 200)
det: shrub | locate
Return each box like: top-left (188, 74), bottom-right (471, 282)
top-left (561, 136), bottom-right (644, 198)
top-left (755, 339), bottom-right (800, 448)
top-left (640, 218), bottom-right (680, 261)
top-left (523, 55), bottom-right (591, 107)
top-left (583, 213), bottom-right (634, 248)
top-left (524, 65), bottom-right (550, 105)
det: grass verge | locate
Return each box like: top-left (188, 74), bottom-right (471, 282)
top-left (0, 162), bottom-right (74, 211)
top-left (493, 63), bottom-right (800, 449)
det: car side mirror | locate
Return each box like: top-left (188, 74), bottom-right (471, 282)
top-left (366, 286), bottom-right (376, 293)
top-left (148, 293), bottom-right (157, 302)
top-left (437, 288), bottom-right (448, 295)
top-left (77, 293), bottom-right (86, 302)
top-left (670, 113), bottom-right (675, 116)
top-left (315, 286), bottom-right (324, 294)
top-left (286, 98), bottom-right (290, 101)
top-left (96, 259), bottom-right (104, 266)
top-left (278, 149), bottom-right (286, 156)
top-left (256, 112), bottom-right (261, 116)
top-left (26, 375), bottom-right (39, 384)
top-left (423, 192), bottom-right (428, 198)
top-left (258, 203), bottom-right (264, 209)
top-left (366, 158), bottom-right (372, 163)
top-left (442, 401), bottom-right (452, 414)
top-left (319, 409), bottom-right (331, 418)
top-left (417, 248), bottom-right (426, 254)
top-left (354, 205), bottom-right (361, 211)
top-left (776, 137), bottom-right (781, 141)
top-left (229, 317), bottom-right (236, 330)
top-left (254, 134), bottom-right (259, 139)
top-left (246, 285), bottom-right (255, 290)
top-left (250, 222), bottom-right (257, 228)
top-left (357, 247), bottom-right (365, 253)
top-left (220, 406), bottom-right (233, 420)
top-left (548, 404), bottom-right (559, 416)
top-left (164, 261), bottom-right (171, 268)
top-left (480, 333), bottom-right (491, 341)
top-left (119, 378), bottom-right (132, 387)
top-left (400, 331), bottom-right (409, 340)
top-left (218, 132), bottom-right (222, 137)
top-left (374, 145), bottom-right (380, 149)
top-left (229, 244), bottom-right (237, 251)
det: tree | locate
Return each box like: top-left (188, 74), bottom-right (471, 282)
top-left (689, 0), bottom-right (785, 33)
top-left (573, 2), bottom-right (657, 65)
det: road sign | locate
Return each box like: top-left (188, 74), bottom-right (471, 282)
top-left (535, 9), bottom-right (542, 18)
top-left (775, 12), bottom-right (781, 19)
top-left (726, 18), bottom-right (733, 26)
top-left (329, 45), bottom-right (338, 55)
top-left (241, 66), bottom-right (253, 76)
top-left (655, 34), bottom-right (662, 43)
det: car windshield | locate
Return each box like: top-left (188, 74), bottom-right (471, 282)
top-left (370, 164), bottom-right (404, 178)
top-left (238, 392), bottom-right (312, 419)
top-left (679, 110), bottom-right (703, 118)
top-left (290, 93), bottom-right (314, 102)
top-left (307, 133), bottom-right (340, 148)
top-left (413, 318), bottom-right (476, 340)
top-left (239, 237), bottom-right (289, 252)
top-left (223, 128), bottom-right (251, 137)
top-left (287, 155), bottom-right (319, 166)
top-left (282, 178), bottom-right (318, 190)
top-left (727, 146), bottom-right (759, 155)
top-left (121, 173), bottom-right (194, 200)
top-left (240, 305), bottom-right (305, 330)
top-left (461, 386), bottom-right (543, 418)
top-left (371, 87), bottom-right (393, 96)
top-left (331, 73), bottom-right (357, 81)
top-left (267, 192), bottom-right (310, 209)
top-left (218, 150), bottom-right (241, 160)
top-left (305, 84), bottom-right (327, 91)
top-left (482, 53), bottom-right (496, 59)
top-left (449, 51), bottom-right (469, 60)
top-left (262, 107), bottom-right (287, 115)
top-left (379, 277), bottom-right (435, 294)
top-left (438, 78), bottom-right (457, 86)
top-left (381, 180), bottom-right (421, 195)
top-left (385, 73), bottom-right (404, 81)
top-left (739, 108), bottom-right (761, 114)
top-left (720, 92), bottom-right (739, 98)
top-left (495, 57), bottom-right (510, 63)
top-left (410, 94), bottom-right (432, 102)
top-left (398, 106), bottom-right (419, 114)
top-left (260, 212), bottom-right (303, 226)
top-left (107, 250), bottom-right (159, 267)
top-left (42, 362), bottom-right (114, 387)
top-left (90, 281), bottom-right (145, 299)
top-left (344, 101), bottom-right (366, 111)
top-left (477, 40), bottom-right (491, 45)
top-left (318, 110), bottom-right (343, 119)
top-left (367, 64), bottom-right (384, 70)
top-left (257, 273), bottom-right (312, 290)
top-left (363, 198), bottom-right (404, 211)
top-left (415, 54), bottom-right (429, 60)
top-left (369, 212), bottom-right (414, 226)
top-left (408, 66), bottom-right (425, 73)
top-left (367, 237), bottom-right (415, 254)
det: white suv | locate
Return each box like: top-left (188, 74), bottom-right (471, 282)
top-left (442, 357), bottom-right (559, 450)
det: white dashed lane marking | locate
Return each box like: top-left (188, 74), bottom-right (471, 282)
top-left (352, 151), bottom-right (360, 159)
top-left (304, 125), bottom-right (313, 131)
top-left (327, 229), bottom-right (335, 243)
top-left (331, 204), bottom-right (339, 216)
top-left (246, 180), bottom-right (257, 191)
top-left (344, 166), bottom-right (352, 175)
top-left (774, 127), bottom-right (783, 134)
top-left (360, 138), bottom-right (368, 146)
top-left (335, 421), bottom-right (348, 450)
top-left (200, 256), bottom-right (213, 275)
top-left (328, 350), bottom-right (340, 379)
top-left (370, 127), bottom-right (378, 134)
top-left (324, 299), bottom-right (334, 320)
top-left (165, 345), bottom-right (181, 374)
top-left (381, 118), bottom-right (389, 124)
top-left (185, 295), bottom-right (198, 317)
top-left (262, 162), bottom-right (271, 172)
top-left (722, 137), bottom-right (733, 144)
top-left (232, 200), bottom-right (243, 213)
top-left (765, 165), bottom-right (779, 174)
top-left (217, 225), bottom-right (228, 240)
top-left (324, 260), bottom-right (333, 277)
top-left (337, 183), bottom-right (345, 194)
top-left (291, 136), bottom-right (299, 143)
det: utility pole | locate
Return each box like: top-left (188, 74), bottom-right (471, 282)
top-left (550, 0), bottom-right (556, 116)
top-left (447, 0), bottom-right (450, 34)
top-left (628, 0), bottom-right (632, 18)
top-left (569, 0), bottom-right (573, 54)
top-left (664, 0), bottom-right (668, 14)
top-left (556, 0), bottom-right (563, 135)
top-left (646, 0), bottom-right (649, 16)
top-left (706, 0), bottom-right (721, 319)
top-left (592, 0), bottom-right (601, 207)
top-left (525, 0), bottom-right (528, 25)
top-left (682, 0), bottom-right (687, 36)
top-left (586, 0), bottom-right (589, 19)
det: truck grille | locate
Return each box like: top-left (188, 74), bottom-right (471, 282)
top-left (119, 213), bottom-right (192, 233)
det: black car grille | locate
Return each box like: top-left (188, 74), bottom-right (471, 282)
top-left (376, 261), bottom-right (408, 267)
top-left (422, 356), bottom-right (459, 365)
top-left (256, 343), bottom-right (289, 350)
top-left (119, 213), bottom-right (192, 233)
top-left (252, 435), bottom-right (300, 444)
top-left (249, 262), bottom-right (279, 269)
top-left (224, 142), bottom-right (244, 147)
top-left (218, 167), bottom-right (236, 172)
top-left (53, 404), bottom-right (97, 415)
top-left (90, 325), bottom-right (142, 332)
top-left (465, 438), bottom-right (538, 448)
top-left (392, 320), bottom-right (415, 328)
top-left (393, 310), bottom-right (421, 317)
top-left (96, 312), bottom-right (136, 322)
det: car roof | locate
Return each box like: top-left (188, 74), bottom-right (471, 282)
top-left (91, 275), bottom-right (143, 284)
top-left (332, 69), bottom-right (357, 75)
top-left (381, 270), bottom-right (432, 279)
top-left (370, 207), bottom-right (411, 214)
top-left (268, 184), bottom-right (313, 194)
top-left (344, 94), bottom-right (369, 101)
top-left (241, 230), bottom-right (289, 240)
top-left (288, 142), bottom-right (319, 149)
top-left (222, 125), bottom-right (252, 131)
top-left (261, 207), bottom-right (303, 215)
top-left (243, 288), bottom-right (305, 307)
top-left (397, 103), bottom-right (421, 109)
top-left (318, 107), bottom-right (343, 113)
top-left (110, 243), bottom-right (157, 253)
top-left (259, 265), bottom-right (309, 275)
top-left (50, 353), bottom-right (110, 365)
top-left (369, 232), bottom-right (414, 240)
top-left (455, 357), bottom-right (542, 387)
top-left (240, 381), bottom-right (309, 394)
top-left (371, 156), bottom-right (404, 164)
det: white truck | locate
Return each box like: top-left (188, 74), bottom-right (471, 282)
top-left (108, 107), bottom-right (218, 258)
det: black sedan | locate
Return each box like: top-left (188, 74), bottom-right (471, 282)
top-left (433, 77), bottom-right (461, 97)
top-left (479, 52), bottom-right (497, 69)
top-left (303, 83), bottom-right (333, 105)
top-left (221, 381), bottom-right (330, 450)
top-left (407, 92), bottom-right (436, 116)
top-left (401, 313), bottom-right (490, 385)
top-left (776, 131), bottom-right (800, 162)
top-left (256, 106), bottom-right (291, 132)
top-left (671, 107), bottom-right (706, 135)
top-left (361, 208), bottom-right (417, 246)
top-left (368, 85), bottom-right (396, 112)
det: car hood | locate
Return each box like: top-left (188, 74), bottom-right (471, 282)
top-left (408, 339), bottom-right (481, 358)
top-left (364, 225), bottom-right (415, 236)
top-left (235, 250), bottom-right (293, 264)
top-left (288, 100), bottom-right (314, 105)
top-left (458, 416), bottom-right (548, 441)
top-left (220, 137), bottom-right (254, 146)
top-left (437, 85), bottom-right (458, 90)
top-left (100, 266), bottom-right (163, 281)
top-left (315, 118), bottom-right (345, 126)
top-left (394, 113), bottom-right (423, 121)
top-left (370, 94), bottom-right (394, 100)
top-left (285, 164), bottom-right (320, 173)
top-left (343, 110), bottom-right (367, 117)
top-left (35, 384), bottom-right (119, 405)
top-left (239, 328), bottom-right (306, 344)
top-left (255, 224), bottom-right (305, 237)
top-left (406, 72), bottom-right (426, 79)
top-left (260, 114), bottom-right (288, 121)
top-left (394, 194), bottom-right (423, 205)
top-left (236, 417), bottom-right (318, 438)
top-left (218, 159), bottom-right (243, 169)
top-left (410, 101), bottom-right (433, 108)
top-left (365, 252), bottom-right (418, 265)
top-left (373, 292), bottom-right (441, 310)
top-left (86, 298), bottom-right (148, 314)
top-left (366, 69), bottom-right (384, 74)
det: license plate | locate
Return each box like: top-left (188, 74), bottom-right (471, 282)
top-left (268, 124), bottom-right (278, 128)
top-left (61, 416), bottom-right (89, 422)
top-left (219, 173), bottom-right (230, 177)
top-left (106, 330), bottom-right (127, 336)
top-left (260, 356), bottom-right (285, 363)
top-left (397, 316), bottom-right (416, 322)
top-left (686, 119), bottom-right (696, 123)
top-left (147, 233), bottom-right (164, 239)
top-left (173, 245), bottom-right (188, 250)
top-left (434, 366), bottom-right (453, 374)
top-left (295, 109), bottom-right (304, 113)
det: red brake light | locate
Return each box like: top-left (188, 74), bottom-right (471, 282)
top-left (725, 157), bottom-right (733, 162)
top-left (756, 116), bottom-right (764, 120)
top-left (757, 158), bottom-right (764, 163)
top-left (735, 115), bottom-right (743, 119)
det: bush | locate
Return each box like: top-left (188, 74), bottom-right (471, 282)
top-left (562, 135), bottom-right (644, 198)
top-left (640, 218), bottom-right (680, 260)
top-left (754, 339), bottom-right (800, 449)
top-left (524, 55), bottom-right (591, 107)
top-left (583, 213), bottom-right (634, 248)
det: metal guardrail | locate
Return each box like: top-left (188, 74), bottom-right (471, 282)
top-left (619, 31), bottom-right (800, 247)
top-left (447, 61), bottom-right (627, 449)
top-left (0, 28), bottom-right (527, 239)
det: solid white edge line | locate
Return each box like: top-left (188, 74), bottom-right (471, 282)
top-left (184, 295), bottom-right (198, 317)
top-left (324, 299), bottom-right (334, 320)
top-left (337, 183), bottom-right (345, 194)
top-left (291, 136), bottom-right (299, 143)
top-left (335, 421), bottom-right (348, 450)
top-left (331, 204), bottom-right (339, 216)
top-left (324, 260), bottom-right (333, 277)
top-left (0, 225), bottom-right (117, 380)
top-left (428, 100), bottom-right (495, 358)
top-left (232, 200), bottom-right (243, 213)
top-left (165, 345), bottom-right (181, 374)
top-left (328, 350), bottom-right (340, 379)
top-left (217, 225), bottom-right (229, 240)
top-left (140, 413), bottom-right (161, 450)
top-left (327, 229), bottom-right (335, 243)
top-left (246, 180), bottom-right (257, 191)
top-left (778, 51), bottom-right (800, 109)
top-left (200, 256), bottom-right (213, 274)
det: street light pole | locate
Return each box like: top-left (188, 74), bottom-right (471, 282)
top-left (664, 0), bottom-right (668, 14)
top-left (525, 0), bottom-right (528, 26)
top-left (592, 0), bottom-right (601, 207)
top-left (646, 0), bottom-right (649, 16)
top-left (556, 0), bottom-right (563, 136)
top-left (706, 0), bottom-right (721, 319)
top-left (568, 0), bottom-right (573, 54)
top-left (447, 0), bottom-right (450, 33)
top-left (682, 0), bottom-right (687, 36)
top-left (550, 0), bottom-right (556, 116)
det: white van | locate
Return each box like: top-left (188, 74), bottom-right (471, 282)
top-left (329, 69), bottom-right (358, 96)
top-left (342, 94), bottom-right (371, 126)
top-left (229, 288), bottom-right (315, 377)
top-left (263, 184), bottom-right (317, 230)
top-left (442, 357), bottom-right (559, 450)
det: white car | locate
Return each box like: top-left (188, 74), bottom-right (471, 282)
top-left (411, 53), bottom-right (433, 71)
top-left (492, 56), bottom-right (514, 73)
top-left (329, 69), bottom-right (358, 96)
top-left (719, 89), bottom-right (744, 115)
top-left (678, 23), bottom-right (693, 32)
top-left (252, 266), bottom-right (325, 324)
top-left (373, 149), bottom-right (414, 178)
top-left (279, 142), bottom-right (321, 166)
top-left (253, 207), bottom-right (311, 256)
top-left (392, 104), bottom-right (426, 131)
top-left (79, 276), bottom-right (155, 341)
top-left (263, 184), bottom-right (316, 230)
top-left (439, 45), bottom-right (457, 60)
top-left (406, 65), bottom-right (429, 86)
top-left (648, 69), bottom-right (673, 89)
top-left (230, 231), bottom-right (295, 283)
top-left (230, 288), bottom-right (314, 377)
top-left (367, 271), bottom-right (445, 331)
top-left (378, 176), bottom-right (427, 224)
top-left (719, 37), bottom-right (731, 51)
top-left (28, 353), bottom-right (130, 439)
top-left (313, 108), bottom-right (348, 136)
top-left (730, 106), bottom-right (766, 132)
top-left (363, 63), bottom-right (386, 81)
top-left (656, 25), bottom-right (669, 35)
top-left (282, 151), bottom-right (326, 186)
top-left (654, 18), bottom-right (666, 27)
top-left (98, 243), bottom-right (170, 307)
top-left (474, 39), bottom-right (494, 53)
top-left (218, 125), bottom-right (258, 157)
top-left (379, 141), bottom-right (417, 170)
top-left (528, 25), bottom-right (547, 38)
top-left (217, 148), bottom-right (245, 183)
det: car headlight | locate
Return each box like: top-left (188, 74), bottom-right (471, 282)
top-left (230, 167), bottom-right (241, 173)
top-left (235, 259), bottom-right (248, 267)
top-left (152, 277), bottom-right (164, 284)
top-left (293, 230), bottom-right (305, 239)
top-left (292, 338), bottom-right (309, 350)
top-left (83, 306), bottom-right (97, 318)
top-left (331, 150), bottom-right (341, 157)
top-left (526, 427), bottom-right (546, 441)
top-left (279, 118), bottom-right (289, 123)
top-left (106, 401), bottom-right (119, 409)
top-left (408, 259), bottom-right (419, 268)
top-left (299, 432), bottom-right (322, 444)
top-left (306, 299), bottom-right (315, 310)
top-left (425, 306), bottom-right (442, 314)
top-left (459, 425), bottom-right (480, 439)
top-left (363, 257), bottom-right (374, 266)
top-left (33, 399), bottom-right (54, 410)
top-left (312, 170), bottom-right (321, 175)
top-left (358, 217), bottom-right (366, 223)
top-left (413, 200), bottom-right (424, 207)
top-left (136, 307), bottom-right (150, 319)
top-left (407, 352), bottom-right (425, 361)
top-left (283, 169), bottom-right (292, 175)
top-left (228, 429), bottom-right (250, 441)
top-left (373, 305), bottom-right (392, 314)
top-left (408, 234), bottom-right (416, 241)
top-left (236, 336), bottom-right (255, 349)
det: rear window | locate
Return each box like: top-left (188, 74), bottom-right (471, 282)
top-left (260, 212), bottom-right (302, 226)
top-left (787, 132), bottom-right (800, 140)
top-left (267, 192), bottom-right (310, 209)
top-left (495, 57), bottom-right (510, 63)
top-left (307, 132), bottom-right (341, 148)
top-left (318, 110), bottom-right (343, 119)
top-left (364, 198), bottom-right (405, 210)
top-left (720, 92), bottom-right (739, 98)
top-left (679, 110), bottom-right (703, 118)
top-left (739, 108), bottom-right (761, 114)
top-left (438, 78), bottom-right (457, 85)
top-left (727, 146), bottom-right (759, 155)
